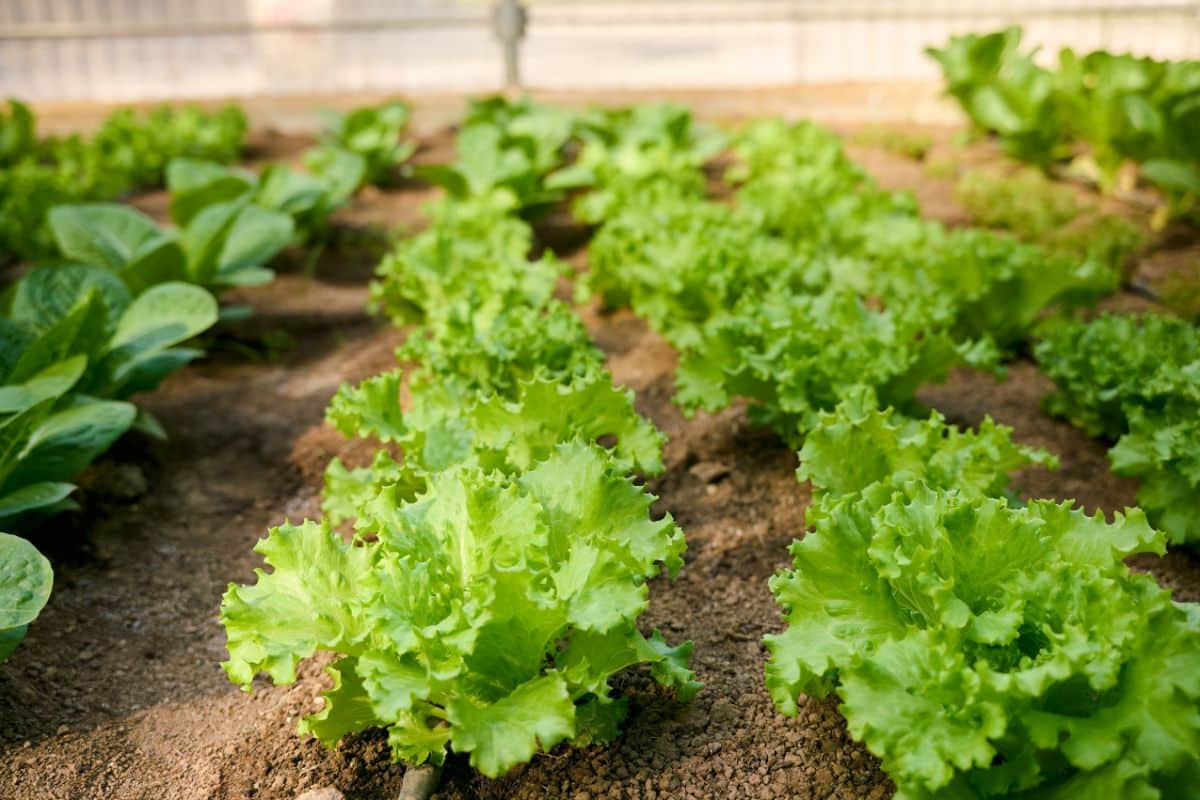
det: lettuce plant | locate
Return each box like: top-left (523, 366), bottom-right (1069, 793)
top-left (49, 195), bottom-right (294, 295)
top-left (928, 28), bottom-right (1200, 219)
top-left (673, 288), bottom-right (996, 446)
top-left (82, 105), bottom-right (246, 189)
top-left (221, 443), bottom-right (698, 777)
top-left (729, 121), bottom-right (1119, 349)
top-left (462, 97), bottom-right (578, 181)
top-left (324, 300), bottom-right (662, 523)
top-left (1036, 313), bottom-right (1200, 545)
top-left (583, 194), bottom-right (819, 349)
top-left (730, 118), bottom-right (917, 251)
top-left (223, 105), bottom-right (715, 784)
top-left (325, 370), bottom-right (664, 526)
top-left (0, 355), bottom-right (133, 525)
top-left (548, 102), bottom-right (724, 223)
top-left (767, 393), bottom-right (1200, 798)
top-left (0, 159), bottom-right (83, 262)
top-left (5, 264), bottom-right (218, 404)
top-left (168, 152), bottom-right (365, 237)
top-left (794, 387), bottom-right (1056, 503)
top-left (772, 487), bottom-right (1199, 798)
top-left (0, 100), bottom-right (36, 167)
top-left (314, 100), bottom-right (415, 186)
top-left (394, 300), bottom-right (603, 399)
top-left (369, 197), bottom-right (563, 331)
top-left (857, 219), bottom-right (1120, 349)
top-left (0, 263), bottom-right (218, 522)
top-left (926, 27), bottom-right (1067, 167)
top-left (166, 156), bottom-right (352, 258)
top-left (48, 204), bottom-right (188, 294)
top-left (414, 98), bottom-right (578, 216)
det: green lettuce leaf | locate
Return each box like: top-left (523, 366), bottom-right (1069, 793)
top-left (768, 457), bottom-right (1197, 797)
top-left (221, 443), bottom-right (695, 776)
top-left (0, 532), bottom-right (53, 661)
top-left (1036, 313), bottom-right (1200, 544)
top-left (48, 203), bottom-right (187, 293)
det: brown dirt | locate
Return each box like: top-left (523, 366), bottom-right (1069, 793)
top-left (2, 122), bottom-right (1198, 800)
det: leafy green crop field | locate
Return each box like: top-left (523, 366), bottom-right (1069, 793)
top-left (2, 34), bottom-right (1199, 799)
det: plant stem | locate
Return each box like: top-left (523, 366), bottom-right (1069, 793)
top-left (396, 762), bottom-right (442, 800)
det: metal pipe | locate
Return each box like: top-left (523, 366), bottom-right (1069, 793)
top-left (492, 0), bottom-right (528, 91)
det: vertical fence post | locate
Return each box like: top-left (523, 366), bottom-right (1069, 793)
top-left (491, 0), bottom-right (528, 92)
top-left (1195, 1), bottom-right (1200, 60)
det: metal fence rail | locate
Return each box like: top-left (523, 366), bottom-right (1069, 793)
top-left (2, 0), bottom-right (1198, 103)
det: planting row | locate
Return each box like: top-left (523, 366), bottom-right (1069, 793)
top-left (928, 27), bottom-right (1200, 222)
top-left (222, 100), bottom-right (702, 785)
top-left (566, 106), bottom-right (1198, 797)
top-left (0, 100), bottom-right (418, 658)
top-left (582, 112), bottom-right (1200, 547)
top-left (0, 101), bottom-right (246, 262)
top-left (219, 97), bottom-right (1199, 799)
top-left (0, 98), bottom-right (417, 262)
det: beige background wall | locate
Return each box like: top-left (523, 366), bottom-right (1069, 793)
top-left (3, 0), bottom-right (1198, 117)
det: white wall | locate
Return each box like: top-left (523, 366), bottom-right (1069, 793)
top-left (1, 0), bottom-right (1197, 102)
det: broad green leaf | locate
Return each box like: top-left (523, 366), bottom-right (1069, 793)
top-left (181, 198), bottom-right (244, 285)
top-left (105, 348), bottom-right (204, 400)
top-left (212, 204), bottom-right (293, 288)
top-left (9, 263), bottom-right (130, 338)
top-left (0, 482), bottom-right (76, 524)
top-left (1142, 159), bottom-right (1200, 196)
top-left (0, 320), bottom-right (34, 384)
top-left (255, 164), bottom-right (328, 217)
top-left (130, 407), bottom-right (168, 441)
top-left (0, 625), bottom-right (28, 661)
top-left (48, 204), bottom-right (170, 273)
top-left (0, 398), bottom-right (54, 486)
top-left (304, 145), bottom-right (367, 207)
top-left (967, 85), bottom-right (1026, 134)
top-left (4, 398), bottom-right (135, 490)
top-left (0, 356), bottom-right (86, 415)
top-left (0, 532), bottom-right (53, 631)
top-left (445, 673), bottom-right (575, 777)
top-left (88, 282), bottom-right (217, 399)
top-left (107, 282), bottom-right (218, 356)
top-left (165, 157), bottom-right (255, 225)
top-left (411, 164), bottom-right (469, 198)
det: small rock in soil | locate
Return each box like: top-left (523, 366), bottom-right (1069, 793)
top-left (296, 787), bottom-right (345, 800)
top-left (688, 460), bottom-right (731, 483)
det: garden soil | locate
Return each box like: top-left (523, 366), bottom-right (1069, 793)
top-left (1, 125), bottom-right (1196, 800)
